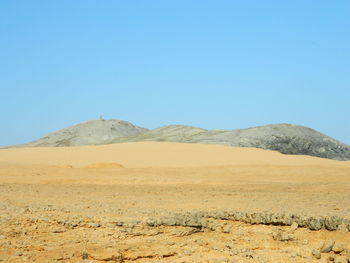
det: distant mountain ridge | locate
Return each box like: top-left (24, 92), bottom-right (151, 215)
top-left (14, 119), bottom-right (350, 160)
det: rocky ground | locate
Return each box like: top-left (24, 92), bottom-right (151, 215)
top-left (1, 172), bottom-right (350, 262)
top-left (1, 202), bottom-right (350, 263)
top-left (1, 143), bottom-right (350, 262)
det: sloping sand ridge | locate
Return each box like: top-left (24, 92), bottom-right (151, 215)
top-left (1, 141), bottom-right (350, 168)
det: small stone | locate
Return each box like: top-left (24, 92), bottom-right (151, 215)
top-left (171, 227), bottom-right (200, 236)
top-left (195, 239), bottom-right (207, 246)
top-left (52, 228), bottom-right (66, 233)
top-left (183, 249), bottom-right (193, 256)
top-left (88, 223), bottom-right (101, 228)
top-left (240, 250), bottom-right (255, 258)
top-left (15, 251), bottom-right (23, 256)
top-left (223, 225), bottom-right (232, 233)
top-left (272, 230), bottom-right (294, 241)
top-left (332, 243), bottom-right (345, 254)
top-left (302, 239), bottom-right (309, 245)
top-left (89, 249), bottom-right (122, 262)
top-left (327, 254), bottom-right (336, 262)
top-left (290, 251), bottom-right (298, 258)
top-left (338, 223), bottom-right (349, 232)
top-left (312, 249), bottom-right (321, 260)
top-left (81, 252), bottom-right (89, 259)
top-left (290, 222), bottom-right (298, 231)
top-left (321, 240), bottom-right (335, 253)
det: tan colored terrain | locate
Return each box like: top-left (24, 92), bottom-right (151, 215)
top-left (0, 142), bottom-right (350, 263)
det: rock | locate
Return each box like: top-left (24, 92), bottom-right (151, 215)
top-left (302, 239), bottom-right (309, 245)
top-left (223, 225), bottom-right (232, 233)
top-left (290, 222), bottom-right (298, 231)
top-left (228, 247), bottom-right (255, 258)
top-left (195, 239), bottom-right (207, 246)
top-left (171, 227), bottom-right (200, 237)
top-left (15, 251), bottom-right (23, 256)
top-left (327, 254), bottom-right (336, 262)
top-left (307, 217), bottom-right (324, 230)
top-left (332, 243), bottom-right (345, 254)
top-left (125, 248), bottom-right (177, 261)
top-left (144, 211), bottom-right (349, 232)
top-left (239, 249), bottom-right (255, 259)
top-left (325, 216), bottom-right (344, 231)
top-left (183, 249), bottom-right (193, 256)
top-left (334, 257), bottom-right (347, 263)
top-left (321, 240), bottom-right (336, 253)
top-left (87, 222), bottom-right (101, 228)
top-left (81, 252), bottom-right (89, 260)
top-left (338, 222), bottom-right (349, 232)
top-left (312, 249), bottom-right (321, 260)
top-left (51, 228), bottom-right (66, 233)
top-left (272, 229), bottom-right (294, 241)
top-left (89, 249), bottom-right (123, 262)
top-left (281, 233), bottom-right (294, 241)
top-left (290, 251), bottom-right (300, 258)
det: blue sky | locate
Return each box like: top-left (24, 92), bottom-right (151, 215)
top-left (1, 0), bottom-right (349, 146)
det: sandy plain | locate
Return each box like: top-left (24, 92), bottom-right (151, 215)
top-left (0, 142), bottom-right (350, 263)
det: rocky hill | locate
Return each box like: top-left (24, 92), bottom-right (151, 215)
top-left (111, 124), bottom-right (350, 161)
top-left (17, 119), bottom-right (148, 147)
top-left (111, 125), bottom-right (208, 143)
top-left (14, 119), bottom-right (350, 160)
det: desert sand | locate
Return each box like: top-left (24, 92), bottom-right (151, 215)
top-left (1, 142), bottom-right (350, 262)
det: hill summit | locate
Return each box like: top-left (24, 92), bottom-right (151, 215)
top-left (20, 119), bottom-right (148, 147)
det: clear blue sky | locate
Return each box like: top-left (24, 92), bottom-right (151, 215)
top-left (1, 0), bottom-right (349, 146)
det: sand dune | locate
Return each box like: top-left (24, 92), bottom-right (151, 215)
top-left (84, 162), bottom-right (124, 168)
top-left (1, 142), bottom-right (350, 168)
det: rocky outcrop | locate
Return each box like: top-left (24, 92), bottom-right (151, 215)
top-left (144, 210), bottom-right (350, 232)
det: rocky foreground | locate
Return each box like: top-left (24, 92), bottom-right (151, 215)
top-left (1, 180), bottom-right (350, 263)
top-left (1, 205), bottom-right (350, 263)
top-left (1, 143), bottom-right (350, 262)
